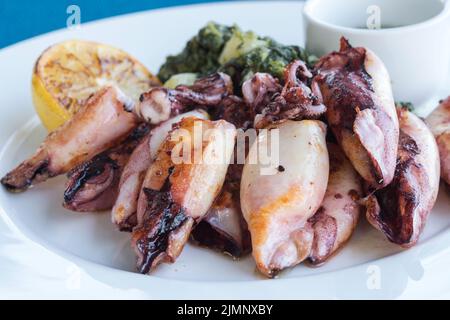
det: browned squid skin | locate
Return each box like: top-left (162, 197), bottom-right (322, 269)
top-left (307, 143), bottom-right (362, 266)
top-left (365, 108), bottom-right (440, 247)
top-left (241, 120), bottom-right (329, 277)
top-left (312, 38), bottom-right (399, 190)
top-left (133, 72), bottom-right (233, 124)
top-left (426, 97), bottom-right (450, 186)
top-left (1, 86), bottom-right (138, 192)
top-left (62, 123), bottom-right (151, 212)
top-left (132, 117), bottom-right (237, 274)
top-left (242, 61), bottom-right (326, 129)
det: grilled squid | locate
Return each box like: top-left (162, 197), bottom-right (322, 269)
top-left (426, 97), bottom-right (450, 186)
top-left (191, 95), bottom-right (253, 258)
top-left (365, 108), bottom-right (440, 247)
top-left (211, 95), bottom-right (253, 130)
top-left (240, 120), bottom-right (329, 277)
top-left (243, 61), bottom-right (326, 129)
top-left (112, 110), bottom-right (209, 231)
top-left (312, 38), bottom-right (399, 190)
top-left (1, 86), bottom-right (138, 192)
top-left (63, 123), bottom-right (151, 212)
top-left (242, 72), bottom-right (281, 120)
top-left (308, 143), bottom-right (362, 266)
top-left (133, 72), bottom-right (233, 124)
top-left (131, 117), bottom-right (236, 274)
top-left (191, 163), bottom-right (251, 258)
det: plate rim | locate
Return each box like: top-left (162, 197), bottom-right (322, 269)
top-left (1, 0), bottom-right (450, 299)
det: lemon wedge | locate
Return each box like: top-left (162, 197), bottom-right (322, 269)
top-left (32, 40), bottom-right (160, 131)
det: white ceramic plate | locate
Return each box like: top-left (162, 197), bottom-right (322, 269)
top-left (1, 1), bottom-right (450, 299)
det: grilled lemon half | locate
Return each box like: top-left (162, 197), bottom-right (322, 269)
top-left (32, 40), bottom-right (160, 131)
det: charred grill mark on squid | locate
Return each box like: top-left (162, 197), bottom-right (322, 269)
top-left (132, 117), bottom-right (236, 273)
top-left (63, 123), bottom-right (150, 212)
top-left (365, 108), bottom-right (440, 247)
top-left (112, 110), bottom-right (209, 231)
top-left (312, 38), bottom-right (399, 189)
top-left (63, 155), bottom-right (117, 206)
top-left (132, 188), bottom-right (190, 274)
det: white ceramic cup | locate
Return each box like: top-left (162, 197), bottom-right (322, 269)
top-left (303, 0), bottom-right (450, 109)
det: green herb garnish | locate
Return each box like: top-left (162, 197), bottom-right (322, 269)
top-left (157, 22), bottom-right (317, 86)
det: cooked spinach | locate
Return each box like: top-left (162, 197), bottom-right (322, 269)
top-left (158, 22), bottom-right (234, 82)
top-left (157, 22), bottom-right (317, 85)
top-left (220, 37), bottom-right (317, 84)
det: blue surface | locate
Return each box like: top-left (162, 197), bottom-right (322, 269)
top-left (0, 0), bottom-right (235, 48)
